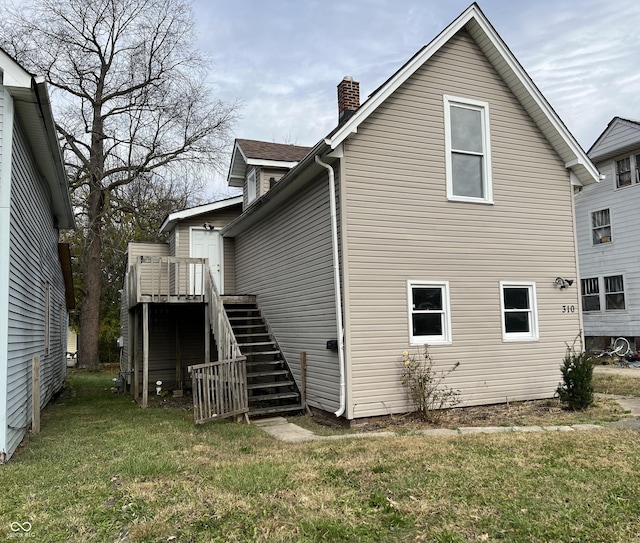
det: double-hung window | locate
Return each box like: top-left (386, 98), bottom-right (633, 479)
top-left (604, 275), bottom-right (625, 310)
top-left (444, 95), bottom-right (492, 203)
top-left (591, 208), bottom-right (611, 244)
top-left (580, 278), bottom-right (600, 312)
top-left (500, 282), bottom-right (538, 341)
top-left (616, 157), bottom-right (632, 188)
top-left (408, 281), bottom-right (451, 345)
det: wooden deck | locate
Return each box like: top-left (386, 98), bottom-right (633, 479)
top-left (127, 256), bottom-right (209, 307)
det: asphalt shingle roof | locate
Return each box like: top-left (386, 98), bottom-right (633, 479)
top-left (236, 139), bottom-right (311, 162)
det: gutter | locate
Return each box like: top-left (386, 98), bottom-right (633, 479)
top-left (314, 155), bottom-right (346, 418)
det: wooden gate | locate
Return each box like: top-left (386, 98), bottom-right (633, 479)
top-left (189, 357), bottom-right (248, 424)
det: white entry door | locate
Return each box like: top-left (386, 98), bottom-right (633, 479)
top-left (190, 227), bottom-right (223, 294)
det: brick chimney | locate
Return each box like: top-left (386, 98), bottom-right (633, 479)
top-left (337, 76), bottom-right (360, 123)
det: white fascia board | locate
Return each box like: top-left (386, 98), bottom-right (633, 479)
top-left (245, 158), bottom-right (300, 168)
top-left (159, 196), bottom-right (243, 233)
top-left (0, 49), bottom-right (32, 88)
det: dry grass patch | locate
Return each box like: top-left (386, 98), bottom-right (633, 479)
top-left (594, 373), bottom-right (640, 397)
top-left (3, 371), bottom-right (640, 543)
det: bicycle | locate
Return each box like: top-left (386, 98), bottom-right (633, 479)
top-left (594, 337), bottom-right (632, 366)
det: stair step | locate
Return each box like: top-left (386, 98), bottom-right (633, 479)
top-left (247, 380), bottom-right (295, 390)
top-left (246, 359), bottom-right (283, 367)
top-left (244, 350), bottom-right (281, 356)
top-left (226, 308), bottom-right (260, 314)
top-left (239, 341), bottom-right (275, 347)
top-left (247, 369), bottom-right (289, 378)
top-left (249, 404), bottom-right (303, 416)
top-left (235, 333), bottom-right (270, 339)
top-left (230, 324), bottom-right (268, 330)
top-left (249, 391), bottom-right (300, 402)
top-left (228, 316), bottom-right (263, 321)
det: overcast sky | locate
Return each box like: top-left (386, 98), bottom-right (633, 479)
top-left (191, 0), bottom-right (640, 195)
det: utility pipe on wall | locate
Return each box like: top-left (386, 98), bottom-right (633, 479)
top-left (314, 155), bottom-right (346, 417)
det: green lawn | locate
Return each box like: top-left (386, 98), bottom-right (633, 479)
top-left (1, 371), bottom-right (640, 543)
top-left (594, 373), bottom-right (640, 397)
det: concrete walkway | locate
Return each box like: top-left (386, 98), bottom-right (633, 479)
top-left (253, 417), bottom-right (617, 443)
top-left (254, 384), bottom-right (640, 442)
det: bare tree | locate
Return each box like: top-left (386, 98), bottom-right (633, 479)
top-left (2, 0), bottom-right (236, 369)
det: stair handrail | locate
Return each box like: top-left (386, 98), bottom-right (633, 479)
top-left (204, 267), bottom-right (242, 361)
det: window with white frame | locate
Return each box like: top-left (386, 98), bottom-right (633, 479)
top-left (616, 157), bottom-right (632, 188)
top-left (408, 281), bottom-right (451, 345)
top-left (500, 282), bottom-right (538, 341)
top-left (581, 278), bottom-right (600, 312)
top-left (604, 275), bottom-right (625, 310)
top-left (247, 169), bottom-right (258, 203)
top-left (636, 154), bottom-right (640, 184)
top-left (591, 208), bottom-right (611, 245)
top-left (444, 95), bottom-right (492, 203)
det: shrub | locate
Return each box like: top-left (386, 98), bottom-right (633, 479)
top-left (400, 346), bottom-right (460, 422)
top-left (556, 346), bottom-right (595, 410)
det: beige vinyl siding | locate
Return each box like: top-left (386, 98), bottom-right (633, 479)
top-left (126, 242), bottom-right (169, 296)
top-left (259, 167), bottom-right (288, 196)
top-left (234, 175), bottom-right (340, 412)
top-left (341, 30), bottom-right (581, 418)
top-left (5, 124), bottom-right (68, 459)
top-left (173, 207), bottom-right (241, 294)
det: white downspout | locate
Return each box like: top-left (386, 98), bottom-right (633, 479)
top-left (315, 155), bottom-right (346, 417)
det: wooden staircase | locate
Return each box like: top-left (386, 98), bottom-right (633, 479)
top-left (222, 296), bottom-right (303, 417)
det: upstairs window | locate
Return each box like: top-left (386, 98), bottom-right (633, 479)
top-left (636, 154), bottom-right (640, 183)
top-left (444, 95), bottom-right (492, 204)
top-left (616, 157), bottom-right (632, 188)
top-left (604, 275), bottom-right (625, 310)
top-left (591, 208), bottom-right (611, 244)
top-left (408, 281), bottom-right (451, 345)
top-left (247, 169), bottom-right (258, 204)
top-left (581, 278), bottom-right (600, 312)
top-left (500, 282), bottom-right (538, 342)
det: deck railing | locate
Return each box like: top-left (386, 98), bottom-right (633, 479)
top-left (127, 256), bottom-right (208, 307)
top-left (189, 356), bottom-right (248, 423)
top-left (204, 268), bottom-right (242, 361)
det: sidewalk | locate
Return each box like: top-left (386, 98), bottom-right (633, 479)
top-left (254, 373), bottom-right (640, 441)
top-left (253, 416), bottom-right (624, 443)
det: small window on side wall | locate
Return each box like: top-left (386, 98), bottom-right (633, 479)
top-left (247, 169), bottom-right (258, 203)
top-left (616, 157), bottom-right (632, 188)
top-left (581, 278), bottom-right (600, 312)
top-left (444, 95), bottom-right (492, 204)
top-left (591, 208), bottom-right (611, 244)
top-left (604, 275), bottom-right (625, 310)
top-left (500, 282), bottom-right (538, 342)
top-left (408, 281), bottom-right (451, 345)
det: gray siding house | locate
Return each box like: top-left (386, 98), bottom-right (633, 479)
top-left (0, 49), bottom-right (75, 461)
top-left (122, 3), bottom-right (599, 422)
top-left (575, 117), bottom-right (640, 350)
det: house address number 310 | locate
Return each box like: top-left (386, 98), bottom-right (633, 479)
top-left (562, 305), bottom-right (576, 313)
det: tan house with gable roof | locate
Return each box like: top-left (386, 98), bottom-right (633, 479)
top-left (122, 3), bottom-right (599, 422)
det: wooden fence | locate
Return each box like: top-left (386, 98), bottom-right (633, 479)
top-left (189, 357), bottom-right (248, 424)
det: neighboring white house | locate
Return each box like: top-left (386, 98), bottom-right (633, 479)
top-left (0, 49), bottom-right (75, 462)
top-left (575, 117), bottom-right (640, 351)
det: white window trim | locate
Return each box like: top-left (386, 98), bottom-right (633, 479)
top-left (613, 154), bottom-right (640, 190)
top-left (603, 273), bottom-right (627, 312)
top-left (407, 280), bottom-right (452, 345)
top-left (444, 95), bottom-right (493, 204)
top-left (247, 169), bottom-right (257, 204)
top-left (590, 207), bottom-right (612, 246)
top-left (500, 281), bottom-right (539, 342)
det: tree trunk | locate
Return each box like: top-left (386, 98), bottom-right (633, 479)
top-left (78, 186), bottom-right (103, 370)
